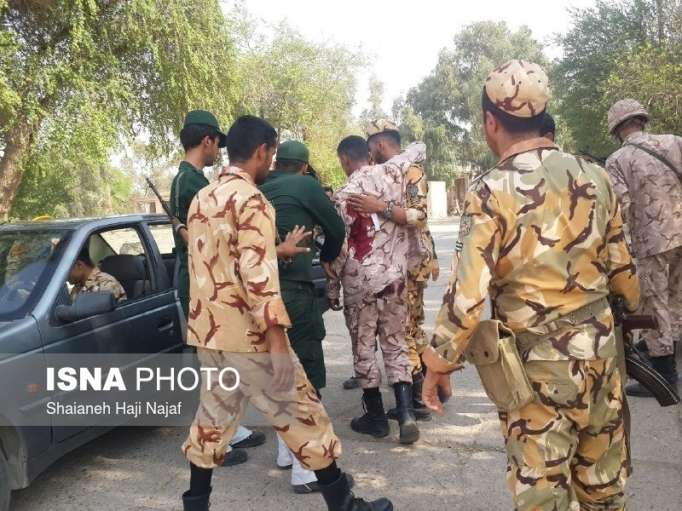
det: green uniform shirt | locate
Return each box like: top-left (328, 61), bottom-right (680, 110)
top-left (260, 170), bottom-right (345, 283)
top-left (169, 161), bottom-right (209, 314)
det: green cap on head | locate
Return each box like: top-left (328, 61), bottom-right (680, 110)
top-left (277, 140), bottom-right (310, 164)
top-left (182, 110), bottom-right (227, 147)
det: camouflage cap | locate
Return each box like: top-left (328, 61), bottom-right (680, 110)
top-left (607, 98), bottom-right (649, 134)
top-left (484, 60), bottom-right (550, 118)
top-left (366, 119), bottom-right (399, 139)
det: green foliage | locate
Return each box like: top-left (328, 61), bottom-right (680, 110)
top-left (554, 0), bottom-right (681, 156)
top-left (1, 0), bottom-right (238, 219)
top-left (234, 17), bottom-right (364, 187)
top-left (601, 42), bottom-right (682, 136)
top-left (403, 21), bottom-right (546, 177)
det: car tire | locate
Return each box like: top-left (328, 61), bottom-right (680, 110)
top-left (0, 455), bottom-right (10, 511)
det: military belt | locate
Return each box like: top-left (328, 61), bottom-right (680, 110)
top-left (516, 297), bottom-right (610, 352)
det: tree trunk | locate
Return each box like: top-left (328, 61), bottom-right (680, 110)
top-left (0, 119), bottom-right (34, 220)
top-left (656, 0), bottom-right (664, 45)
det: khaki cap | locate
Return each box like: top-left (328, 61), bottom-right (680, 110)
top-left (366, 119), bottom-right (399, 139)
top-left (484, 60), bottom-right (550, 118)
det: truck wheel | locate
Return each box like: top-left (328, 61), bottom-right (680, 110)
top-left (0, 455), bottom-right (10, 511)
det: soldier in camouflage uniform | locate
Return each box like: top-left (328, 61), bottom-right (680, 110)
top-left (170, 109), bottom-right (260, 467)
top-left (331, 136), bottom-right (424, 444)
top-left (605, 99), bottom-right (682, 394)
top-left (180, 115), bottom-right (392, 511)
top-left (349, 120), bottom-right (439, 421)
top-left (422, 60), bottom-right (640, 511)
top-left (68, 247), bottom-right (126, 303)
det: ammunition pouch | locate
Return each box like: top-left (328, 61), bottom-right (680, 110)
top-left (466, 297), bottom-right (612, 413)
top-left (464, 320), bottom-right (535, 412)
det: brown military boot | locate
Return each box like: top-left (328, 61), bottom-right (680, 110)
top-left (350, 389), bottom-right (389, 438)
top-left (319, 472), bottom-right (393, 511)
top-left (393, 382), bottom-right (420, 444)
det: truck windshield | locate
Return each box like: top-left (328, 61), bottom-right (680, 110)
top-left (0, 229), bottom-right (69, 320)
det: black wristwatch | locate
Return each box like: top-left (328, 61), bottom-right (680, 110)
top-left (382, 202), bottom-right (394, 220)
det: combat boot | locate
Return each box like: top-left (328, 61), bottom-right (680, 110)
top-left (182, 487), bottom-right (210, 511)
top-left (393, 382), bottom-right (420, 444)
top-left (386, 372), bottom-right (431, 421)
top-left (626, 354), bottom-right (678, 397)
top-left (319, 472), bottom-right (393, 511)
top-left (350, 389), bottom-right (389, 438)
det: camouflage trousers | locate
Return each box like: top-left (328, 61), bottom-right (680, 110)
top-left (406, 272), bottom-right (428, 373)
top-left (343, 281), bottom-right (412, 389)
top-left (499, 357), bottom-right (627, 511)
top-left (638, 246), bottom-right (682, 357)
top-left (183, 347), bottom-right (341, 470)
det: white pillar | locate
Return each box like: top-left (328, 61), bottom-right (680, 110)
top-left (428, 181), bottom-right (448, 220)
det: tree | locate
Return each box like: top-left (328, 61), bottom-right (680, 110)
top-left (233, 18), bottom-right (364, 187)
top-left (0, 0), bottom-right (238, 219)
top-left (360, 75), bottom-right (387, 125)
top-left (554, 0), bottom-right (681, 156)
top-left (403, 21), bottom-right (546, 176)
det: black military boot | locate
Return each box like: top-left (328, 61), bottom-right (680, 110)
top-left (387, 372), bottom-right (431, 421)
top-left (319, 472), bottom-right (393, 511)
top-left (182, 487), bottom-right (210, 511)
top-left (350, 389), bottom-right (389, 438)
top-left (393, 382), bottom-right (420, 444)
top-left (408, 371), bottom-right (431, 421)
top-left (626, 354), bottom-right (679, 397)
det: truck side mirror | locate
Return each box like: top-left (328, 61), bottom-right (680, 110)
top-left (55, 292), bottom-right (116, 323)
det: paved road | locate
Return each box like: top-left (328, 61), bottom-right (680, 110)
top-left (11, 219), bottom-right (682, 510)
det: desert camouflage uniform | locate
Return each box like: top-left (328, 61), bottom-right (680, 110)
top-left (70, 267), bottom-right (127, 303)
top-left (606, 131), bottom-right (682, 356)
top-left (330, 143), bottom-right (425, 388)
top-left (424, 137), bottom-right (641, 510)
top-left (182, 166), bottom-right (341, 470)
top-left (403, 162), bottom-right (439, 372)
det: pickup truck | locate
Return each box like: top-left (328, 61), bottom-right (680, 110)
top-left (0, 214), bottom-right (186, 511)
top-left (0, 213), bottom-right (329, 511)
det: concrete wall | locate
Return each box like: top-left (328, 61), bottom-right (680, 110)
top-left (428, 181), bottom-right (448, 219)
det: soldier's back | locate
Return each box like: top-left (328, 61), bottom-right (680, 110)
top-left (606, 131), bottom-right (682, 256)
top-left (479, 146), bottom-right (621, 359)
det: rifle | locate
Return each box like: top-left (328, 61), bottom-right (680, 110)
top-left (144, 177), bottom-right (174, 219)
top-left (578, 150), bottom-right (607, 167)
top-left (611, 296), bottom-right (680, 407)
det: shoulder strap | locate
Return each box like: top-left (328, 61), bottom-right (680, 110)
top-left (624, 142), bottom-right (682, 187)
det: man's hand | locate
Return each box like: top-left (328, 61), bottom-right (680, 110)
top-left (348, 194), bottom-right (386, 215)
top-left (321, 260), bottom-right (338, 280)
top-left (422, 368), bottom-right (453, 416)
top-left (171, 216), bottom-right (189, 243)
top-left (431, 264), bottom-right (440, 281)
top-left (266, 327), bottom-right (295, 392)
top-left (277, 225), bottom-right (312, 259)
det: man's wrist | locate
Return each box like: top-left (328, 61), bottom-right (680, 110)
top-left (173, 222), bottom-right (187, 234)
top-left (422, 346), bottom-right (458, 375)
top-left (381, 201), bottom-right (394, 220)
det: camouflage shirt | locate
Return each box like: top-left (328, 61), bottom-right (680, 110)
top-left (331, 143), bottom-right (425, 305)
top-left (404, 162), bottom-right (438, 275)
top-left (424, 139), bottom-right (640, 371)
top-left (605, 131), bottom-right (682, 258)
top-left (186, 166), bottom-right (291, 352)
top-left (70, 267), bottom-right (127, 303)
